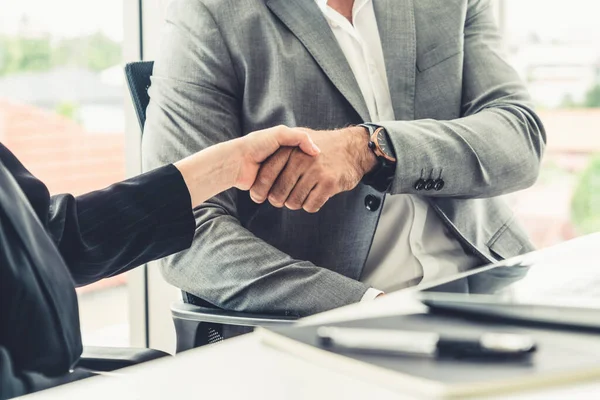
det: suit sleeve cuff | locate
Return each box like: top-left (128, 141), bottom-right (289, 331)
top-left (141, 164), bottom-right (196, 250)
top-left (360, 288), bottom-right (384, 302)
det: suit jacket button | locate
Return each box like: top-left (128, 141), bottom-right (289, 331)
top-left (424, 179), bottom-right (435, 191)
top-left (433, 179), bottom-right (445, 191)
top-left (365, 195), bottom-right (381, 212)
top-left (414, 179), bottom-right (425, 191)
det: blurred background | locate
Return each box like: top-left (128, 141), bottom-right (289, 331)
top-left (0, 0), bottom-right (130, 347)
top-left (0, 0), bottom-right (598, 349)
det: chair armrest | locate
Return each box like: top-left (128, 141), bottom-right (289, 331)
top-left (76, 346), bottom-right (170, 372)
top-left (171, 302), bottom-right (298, 328)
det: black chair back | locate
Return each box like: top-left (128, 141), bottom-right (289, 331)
top-left (124, 61), bottom-right (154, 131)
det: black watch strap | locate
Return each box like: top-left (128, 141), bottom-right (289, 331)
top-left (363, 160), bottom-right (396, 192)
top-left (359, 124), bottom-right (396, 192)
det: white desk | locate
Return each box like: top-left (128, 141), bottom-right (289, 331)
top-left (22, 234), bottom-right (600, 399)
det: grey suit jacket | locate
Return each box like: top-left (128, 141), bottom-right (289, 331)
top-left (142, 0), bottom-right (546, 317)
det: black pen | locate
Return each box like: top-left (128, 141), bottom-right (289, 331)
top-left (317, 327), bottom-right (537, 359)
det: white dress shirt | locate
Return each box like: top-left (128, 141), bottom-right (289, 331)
top-left (315, 0), bottom-right (481, 300)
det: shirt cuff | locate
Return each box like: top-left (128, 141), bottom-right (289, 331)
top-left (360, 288), bottom-right (384, 302)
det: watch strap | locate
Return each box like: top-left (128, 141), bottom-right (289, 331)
top-left (359, 123), bottom-right (396, 192)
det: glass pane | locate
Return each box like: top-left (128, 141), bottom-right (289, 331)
top-left (501, 0), bottom-right (600, 249)
top-left (0, 0), bottom-right (129, 346)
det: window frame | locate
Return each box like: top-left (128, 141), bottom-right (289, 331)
top-left (124, 0), bottom-right (148, 349)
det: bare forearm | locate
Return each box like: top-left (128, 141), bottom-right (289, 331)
top-left (174, 140), bottom-right (240, 209)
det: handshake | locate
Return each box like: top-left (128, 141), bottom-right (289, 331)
top-left (236, 125), bottom-right (379, 213)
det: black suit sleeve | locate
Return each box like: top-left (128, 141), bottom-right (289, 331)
top-left (1, 143), bottom-right (195, 286)
top-left (47, 164), bottom-right (196, 286)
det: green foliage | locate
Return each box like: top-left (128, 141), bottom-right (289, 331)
top-left (55, 101), bottom-right (79, 121)
top-left (557, 84), bottom-right (600, 109)
top-left (583, 84), bottom-right (600, 108)
top-left (53, 32), bottom-right (121, 72)
top-left (571, 155), bottom-right (600, 235)
top-left (0, 36), bottom-right (53, 76)
top-left (559, 94), bottom-right (578, 109)
top-left (0, 32), bottom-right (121, 77)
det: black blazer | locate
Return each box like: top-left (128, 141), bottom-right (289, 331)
top-left (0, 143), bottom-right (194, 399)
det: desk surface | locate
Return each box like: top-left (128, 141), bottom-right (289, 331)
top-left (22, 234), bottom-right (600, 399)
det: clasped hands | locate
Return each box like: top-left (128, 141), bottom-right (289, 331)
top-left (174, 124), bottom-right (377, 211)
top-left (246, 125), bottom-right (377, 213)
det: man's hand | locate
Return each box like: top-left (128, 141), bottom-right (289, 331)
top-left (249, 126), bottom-right (378, 213)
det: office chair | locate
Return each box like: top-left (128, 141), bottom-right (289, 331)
top-left (124, 61), bottom-right (297, 353)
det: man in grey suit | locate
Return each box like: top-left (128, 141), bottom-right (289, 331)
top-left (143, 0), bottom-right (546, 318)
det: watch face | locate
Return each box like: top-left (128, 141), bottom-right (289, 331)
top-left (376, 130), bottom-right (394, 159)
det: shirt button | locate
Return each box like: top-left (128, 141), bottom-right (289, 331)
top-left (364, 194), bottom-right (381, 212)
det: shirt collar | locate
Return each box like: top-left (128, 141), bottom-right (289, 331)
top-left (315, 0), bottom-right (328, 14)
top-left (314, 0), bottom-right (371, 17)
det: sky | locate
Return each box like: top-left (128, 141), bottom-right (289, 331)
top-left (1, 0), bottom-right (600, 45)
top-left (503, 0), bottom-right (600, 44)
top-left (0, 0), bottom-right (123, 41)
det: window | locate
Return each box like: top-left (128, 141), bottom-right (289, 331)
top-left (0, 0), bottom-right (130, 346)
top-left (499, 0), bottom-right (600, 248)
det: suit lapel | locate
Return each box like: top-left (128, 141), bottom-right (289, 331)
top-left (373, 0), bottom-right (417, 120)
top-left (266, 0), bottom-right (370, 121)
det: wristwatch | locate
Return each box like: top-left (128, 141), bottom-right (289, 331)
top-left (359, 123), bottom-right (397, 192)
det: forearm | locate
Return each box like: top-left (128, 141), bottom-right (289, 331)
top-left (161, 203), bottom-right (370, 317)
top-left (51, 165), bottom-right (195, 286)
top-left (380, 104), bottom-right (545, 198)
top-left (174, 139), bottom-right (242, 209)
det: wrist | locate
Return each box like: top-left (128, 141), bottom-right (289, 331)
top-left (346, 126), bottom-right (377, 177)
top-left (223, 139), bottom-right (247, 189)
top-left (175, 143), bottom-right (238, 208)
top-left (174, 156), bottom-right (204, 208)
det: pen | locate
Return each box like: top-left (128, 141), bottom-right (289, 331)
top-left (317, 327), bottom-right (537, 359)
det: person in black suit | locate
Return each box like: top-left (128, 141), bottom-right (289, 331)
top-left (0, 127), bottom-right (319, 399)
